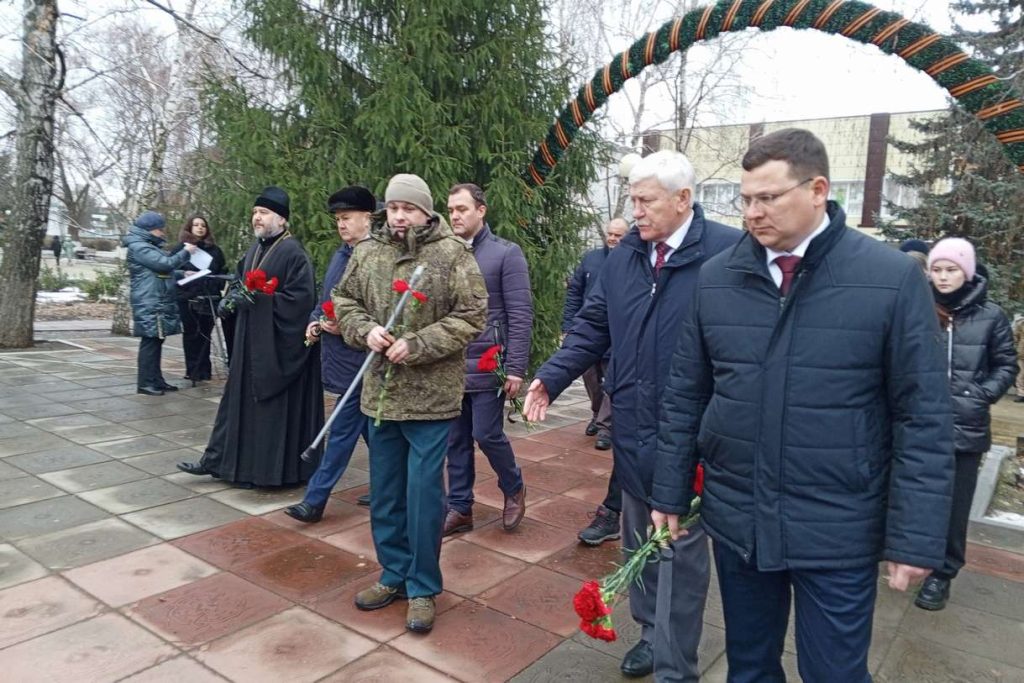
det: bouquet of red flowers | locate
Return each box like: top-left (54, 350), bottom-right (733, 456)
top-left (243, 269), bottom-right (279, 299)
top-left (305, 300), bottom-right (336, 347)
top-left (478, 344), bottom-right (531, 428)
top-left (573, 464), bottom-right (705, 642)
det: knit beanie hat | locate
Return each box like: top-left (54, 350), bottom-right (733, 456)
top-left (254, 186), bottom-right (290, 220)
top-left (134, 210), bottom-right (166, 232)
top-left (384, 174), bottom-right (433, 216)
top-left (928, 237), bottom-right (976, 281)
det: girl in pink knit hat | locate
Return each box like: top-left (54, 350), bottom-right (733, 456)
top-left (915, 238), bottom-right (1017, 612)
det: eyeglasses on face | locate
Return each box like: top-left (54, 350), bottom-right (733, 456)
top-left (732, 178), bottom-right (814, 212)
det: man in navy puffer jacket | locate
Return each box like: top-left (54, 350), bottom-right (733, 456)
top-left (651, 128), bottom-right (955, 683)
top-left (443, 183), bottom-right (532, 535)
top-left (524, 151), bottom-right (741, 680)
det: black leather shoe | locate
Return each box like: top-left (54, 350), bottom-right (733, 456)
top-left (595, 436), bottom-right (612, 451)
top-left (357, 493), bottom-right (371, 507)
top-left (137, 386), bottom-right (164, 396)
top-left (621, 640), bottom-right (653, 678)
top-left (177, 461), bottom-right (212, 476)
top-left (584, 420), bottom-right (599, 436)
top-left (914, 575), bottom-right (950, 611)
top-left (285, 501), bottom-right (324, 523)
top-left (159, 383), bottom-right (179, 392)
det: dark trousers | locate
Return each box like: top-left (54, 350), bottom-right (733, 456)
top-left (936, 451), bottom-right (983, 580)
top-left (137, 336), bottom-right (165, 389)
top-left (581, 361), bottom-right (612, 437)
top-left (600, 465), bottom-right (622, 513)
top-left (445, 391), bottom-right (524, 514)
top-left (179, 300), bottom-right (215, 380)
top-left (713, 541), bottom-right (876, 683)
top-left (621, 490), bottom-right (709, 682)
top-left (368, 418), bottom-right (452, 598)
top-left (303, 386), bottom-right (368, 508)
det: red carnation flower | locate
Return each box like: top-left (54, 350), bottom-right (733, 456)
top-left (261, 276), bottom-right (279, 294)
top-left (412, 290), bottom-right (428, 304)
top-left (572, 580), bottom-right (610, 622)
top-left (693, 463), bottom-right (704, 496)
top-left (477, 344), bottom-right (502, 373)
top-left (392, 279), bottom-right (409, 293)
top-left (244, 269), bottom-right (267, 291)
top-left (322, 300), bottom-right (336, 320)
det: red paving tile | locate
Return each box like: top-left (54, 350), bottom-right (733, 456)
top-left (173, 517), bottom-right (309, 570)
top-left (233, 539), bottom-right (377, 601)
top-left (463, 517), bottom-right (578, 564)
top-left (966, 542), bottom-right (1024, 583)
top-left (524, 429), bottom-right (599, 452)
top-left (438, 539), bottom-right (528, 597)
top-left (519, 461), bottom-right (600, 494)
top-left (391, 600), bottom-right (561, 682)
top-left (321, 520), bottom-right (377, 563)
top-left (305, 581), bottom-right (463, 642)
top-left (477, 565), bottom-right (584, 637)
top-left (0, 613), bottom-right (176, 681)
top-left (472, 480), bottom-right (555, 510)
top-left (541, 450), bottom-right (613, 475)
top-left (525, 494), bottom-right (605, 532)
top-left (262, 498), bottom-right (369, 538)
top-left (562, 478), bottom-right (614, 506)
top-left (120, 656), bottom-right (228, 682)
top-left (0, 576), bottom-right (103, 649)
top-left (63, 544), bottom-right (219, 608)
top-left (507, 438), bottom-right (570, 462)
top-left (539, 539), bottom-right (622, 581)
top-left (333, 483), bottom-right (369, 506)
top-left (195, 606), bottom-right (376, 683)
top-left (129, 573), bottom-right (290, 646)
top-left (322, 646), bottom-right (457, 682)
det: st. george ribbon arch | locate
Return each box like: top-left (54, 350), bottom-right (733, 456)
top-left (524, 0), bottom-right (1024, 187)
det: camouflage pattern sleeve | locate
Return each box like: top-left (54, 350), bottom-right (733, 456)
top-left (333, 249), bottom-right (378, 350)
top-left (402, 250), bottom-right (488, 366)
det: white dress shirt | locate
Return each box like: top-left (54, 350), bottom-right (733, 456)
top-left (649, 211), bottom-right (695, 266)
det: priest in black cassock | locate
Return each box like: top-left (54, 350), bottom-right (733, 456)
top-left (177, 187), bottom-right (323, 488)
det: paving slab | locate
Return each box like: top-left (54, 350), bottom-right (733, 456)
top-left (0, 495), bottom-right (109, 541)
top-left (0, 476), bottom-right (65, 509)
top-left (39, 460), bottom-right (150, 493)
top-left (0, 432), bottom-right (70, 457)
top-left (89, 434), bottom-right (187, 459)
top-left (120, 656), bottom-right (229, 682)
top-left (77, 477), bottom-right (195, 514)
top-left (0, 401), bottom-right (84, 420)
top-left (0, 543), bottom-right (49, 590)
top-left (0, 575), bottom-right (104, 649)
top-left (123, 448), bottom-right (206, 475)
top-left (122, 496), bottom-right (248, 540)
top-left (25, 412), bottom-right (112, 432)
top-left (875, 635), bottom-right (1024, 682)
top-left (17, 517), bottom-right (159, 569)
top-left (60, 422), bottom-right (143, 445)
top-left (209, 485), bottom-right (305, 516)
top-left (4, 444), bottom-right (111, 473)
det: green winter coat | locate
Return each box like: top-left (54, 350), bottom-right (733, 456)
top-left (334, 212), bottom-right (488, 421)
top-left (123, 225), bottom-right (191, 338)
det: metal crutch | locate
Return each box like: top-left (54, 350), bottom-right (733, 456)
top-left (301, 265), bottom-right (426, 463)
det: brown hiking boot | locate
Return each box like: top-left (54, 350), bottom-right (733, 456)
top-left (354, 582), bottom-right (404, 611)
top-left (406, 596), bottom-right (436, 632)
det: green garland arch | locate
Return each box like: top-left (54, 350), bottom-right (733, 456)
top-left (525, 0), bottom-right (1024, 186)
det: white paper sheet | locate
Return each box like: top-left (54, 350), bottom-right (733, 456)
top-left (177, 269), bottom-right (211, 286)
top-left (190, 247), bottom-right (213, 271)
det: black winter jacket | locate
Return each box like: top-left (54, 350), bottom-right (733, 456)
top-left (653, 203), bottom-right (955, 571)
top-left (561, 246), bottom-right (609, 333)
top-left (536, 204), bottom-right (741, 501)
top-left (936, 277), bottom-right (1017, 454)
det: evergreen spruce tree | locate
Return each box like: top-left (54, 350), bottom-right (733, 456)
top-left (200, 0), bottom-right (600, 365)
top-left (886, 0), bottom-right (1024, 309)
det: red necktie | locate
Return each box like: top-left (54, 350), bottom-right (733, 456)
top-left (774, 255), bottom-right (802, 296)
top-left (654, 242), bottom-right (670, 278)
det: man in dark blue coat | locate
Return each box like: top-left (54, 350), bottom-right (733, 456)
top-left (442, 183), bottom-right (532, 535)
top-left (563, 218), bottom-right (628, 546)
top-left (651, 128), bottom-right (955, 683)
top-left (524, 151), bottom-right (741, 680)
top-left (285, 186), bottom-right (375, 523)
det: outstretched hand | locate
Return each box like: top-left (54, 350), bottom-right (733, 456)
top-left (522, 379), bottom-right (550, 421)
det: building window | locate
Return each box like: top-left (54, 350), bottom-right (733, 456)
top-left (697, 181), bottom-right (740, 219)
top-left (880, 178), bottom-right (921, 218)
top-left (830, 181), bottom-right (864, 221)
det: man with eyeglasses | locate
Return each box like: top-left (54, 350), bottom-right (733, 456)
top-left (651, 128), bottom-right (954, 682)
top-left (524, 150), bottom-right (741, 680)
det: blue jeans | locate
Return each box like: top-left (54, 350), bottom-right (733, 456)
top-left (713, 541), bottom-right (876, 683)
top-left (368, 418), bottom-right (452, 598)
top-left (303, 388), bottom-right (368, 508)
top-left (445, 391), bottom-right (523, 514)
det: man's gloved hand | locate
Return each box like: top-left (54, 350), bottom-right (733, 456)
top-left (216, 296), bottom-right (236, 319)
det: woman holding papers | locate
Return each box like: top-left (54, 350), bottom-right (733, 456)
top-left (172, 214), bottom-right (228, 383)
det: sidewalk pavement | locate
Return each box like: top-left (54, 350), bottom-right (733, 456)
top-left (1, 336), bottom-right (1023, 681)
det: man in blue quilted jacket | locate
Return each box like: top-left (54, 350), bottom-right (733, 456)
top-left (442, 183), bottom-right (532, 536)
top-left (652, 128), bottom-right (955, 683)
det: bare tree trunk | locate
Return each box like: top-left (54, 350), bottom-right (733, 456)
top-left (0, 0), bottom-right (61, 348)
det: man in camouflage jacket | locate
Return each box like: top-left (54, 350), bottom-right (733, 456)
top-left (334, 173), bottom-right (487, 634)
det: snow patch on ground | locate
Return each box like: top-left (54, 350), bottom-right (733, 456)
top-left (37, 287), bottom-right (88, 304)
top-left (984, 510), bottom-right (1024, 528)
